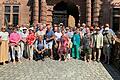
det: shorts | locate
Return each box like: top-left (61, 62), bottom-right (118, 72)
top-left (45, 41), bottom-right (53, 49)
top-left (83, 48), bottom-right (92, 55)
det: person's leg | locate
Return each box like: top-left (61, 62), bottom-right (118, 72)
top-left (17, 46), bottom-right (22, 63)
top-left (64, 48), bottom-right (68, 62)
top-left (11, 46), bottom-right (16, 64)
top-left (107, 45), bottom-right (111, 64)
top-left (84, 53), bottom-right (87, 62)
top-left (49, 42), bottom-right (53, 59)
top-left (103, 45), bottom-right (107, 63)
top-left (89, 54), bottom-right (92, 62)
top-left (20, 42), bottom-right (24, 58)
top-left (97, 48), bottom-right (101, 62)
top-left (93, 48), bottom-right (97, 61)
top-left (26, 44), bottom-right (30, 59)
top-left (30, 45), bottom-right (33, 60)
top-left (72, 45), bottom-right (75, 58)
top-left (58, 52), bottom-right (62, 61)
top-left (76, 45), bottom-right (80, 59)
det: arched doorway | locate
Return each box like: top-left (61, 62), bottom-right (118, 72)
top-left (52, 1), bottom-right (79, 27)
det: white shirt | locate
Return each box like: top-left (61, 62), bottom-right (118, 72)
top-left (55, 32), bottom-right (62, 40)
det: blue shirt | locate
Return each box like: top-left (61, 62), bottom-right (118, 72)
top-left (46, 30), bottom-right (54, 38)
top-left (100, 28), bottom-right (115, 36)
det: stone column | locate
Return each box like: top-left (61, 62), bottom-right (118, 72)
top-left (34, 0), bottom-right (39, 24)
top-left (93, 0), bottom-right (100, 26)
top-left (86, 0), bottom-right (91, 26)
top-left (40, 0), bottom-right (47, 24)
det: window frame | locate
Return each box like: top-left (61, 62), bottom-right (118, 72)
top-left (4, 4), bottom-right (20, 26)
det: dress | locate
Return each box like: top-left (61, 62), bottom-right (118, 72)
top-left (0, 32), bottom-right (9, 63)
top-left (59, 35), bottom-right (68, 54)
top-left (83, 33), bottom-right (92, 55)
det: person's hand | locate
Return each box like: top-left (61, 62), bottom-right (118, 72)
top-left (46, 38), bottom-right (49, 41)
top-left (100, 46), bottom-right (103, 48)
top-left (38, 51), bottom-right (42, 54)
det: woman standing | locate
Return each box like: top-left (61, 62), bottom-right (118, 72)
top-left (72, 28), bottom-right (81, 60)
top-left (0, 26), bottom-right (9, 65)
top-left (83, 28), bottom-right (93, 62)
top-left (26, 27), bottom-right (36, 60)
top-left (58, 31), bottom-right (69, 61)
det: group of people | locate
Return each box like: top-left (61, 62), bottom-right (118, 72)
top-left (0, 22), bottom-right (117, 65)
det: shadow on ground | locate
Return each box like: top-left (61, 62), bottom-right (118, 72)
top-left (102, 62), bottom-right (120, 80)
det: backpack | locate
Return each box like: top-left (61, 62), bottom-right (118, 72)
top-left (102, 30), bottom-right (112, 45)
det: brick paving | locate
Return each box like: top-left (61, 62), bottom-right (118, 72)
top-left (0, 58), bottom-right (120, 80)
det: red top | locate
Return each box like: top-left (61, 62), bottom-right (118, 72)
top-left (26, 33), bottom-right (36, 45)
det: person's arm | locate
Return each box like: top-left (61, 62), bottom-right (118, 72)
top-left (33, 40), bottom-right (38, 50)
top-left (100, 34), bottom-right (103, 48)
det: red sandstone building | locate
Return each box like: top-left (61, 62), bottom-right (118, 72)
top-left (0, 0), bottom-right (120, 32)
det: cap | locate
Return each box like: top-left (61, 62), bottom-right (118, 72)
top-left (105, 24), bottom-right (109, 27)
top-left (66, 27), bottom-right (69, 30)
top-left (82, 23), bottom-right (86, 26)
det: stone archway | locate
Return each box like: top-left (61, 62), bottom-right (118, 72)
top-left (52, 1), bottom-right (79, 27)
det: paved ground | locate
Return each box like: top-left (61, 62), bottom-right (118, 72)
top-left (0, 58), bottom-right (120, 80)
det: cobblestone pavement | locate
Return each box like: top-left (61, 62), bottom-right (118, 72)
top-left (0, 58), bottom-right (120, 80)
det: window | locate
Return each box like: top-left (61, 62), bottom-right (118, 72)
top-left (13, 6), bottom-right (19, 13)
top-left (113, 17), bottom-right (119, 32)
top-left (4, 6), bottom-right (11, 25)
top-left (112, 8), bottom-right (120, 32)
top-left (113, 8), bottom-right (120, 15)
top-left (13, 14), bottom-right (18, 26)
top-left (5, 6), bottom-right (11, 13)
top-left (4, 14), bottom-right (10, 25)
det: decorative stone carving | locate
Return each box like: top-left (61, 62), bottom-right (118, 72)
top-left (34, 0), bottom-right (39, 24)
top-left (93, 0), bottom-right (100, 26)
top-left (86, 0), bottom-right (91, 26)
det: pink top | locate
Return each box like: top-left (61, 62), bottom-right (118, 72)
top-left (60, 35), bottom-right (69, 47)
top-left (9, 32), bottom-right (22, 45)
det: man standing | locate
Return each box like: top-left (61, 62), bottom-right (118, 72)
top-left (45, 24), bottom-right (55, 59)
top-left (102, 24), bottom-right (116, 64)
top-left (9, 28), bottom-right (22, 64)
top-left (92, 27), bottom-right (103, 62)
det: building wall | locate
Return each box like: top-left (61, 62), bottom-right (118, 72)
top-left (0, 0), bottom-right (4, 27)
top-left (0, 0), bottom-right (120, 30)
top-left (20, 0), bottom-right (30, 25)
top-left (46, 0), bottom-right (86, 24)
top-left (0, 0), bottom-right (30, 28)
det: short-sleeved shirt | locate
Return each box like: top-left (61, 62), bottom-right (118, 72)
top-left (0, 32), bottom-right (9, 40)
top-left (46, 30), bottom-right (54, 39)
top-left (55, 32), bottom-right (62, 40)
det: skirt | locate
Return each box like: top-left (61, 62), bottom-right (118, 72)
top-left (0, 40), bottom-right (9, 63)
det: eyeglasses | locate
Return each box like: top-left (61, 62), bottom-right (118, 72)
top-left (1, 28), bottom-right (6, 29)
